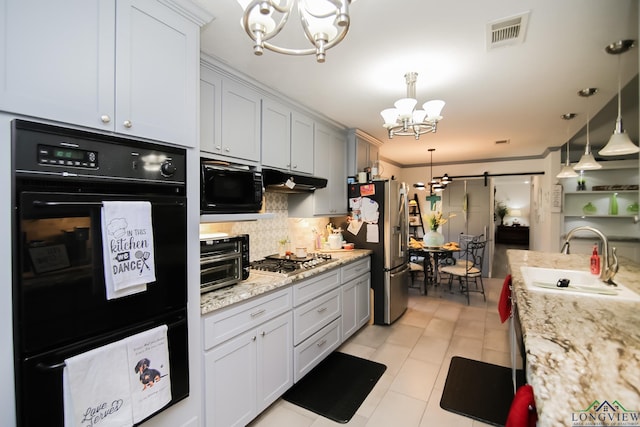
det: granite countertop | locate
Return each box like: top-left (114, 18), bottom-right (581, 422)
top-left (507, 249), bottom-right (640, 426)
top-left (201, 249), bottom-right (372, 315)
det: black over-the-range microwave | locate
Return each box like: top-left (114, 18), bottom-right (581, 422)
top-left (201, 159), bottom-right (264, 213)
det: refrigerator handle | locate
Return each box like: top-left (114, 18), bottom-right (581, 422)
top-left (390, 263), bottom-right (411, 277)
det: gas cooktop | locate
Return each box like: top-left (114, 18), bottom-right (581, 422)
top-left (250, 253), bottom-right (334, 276)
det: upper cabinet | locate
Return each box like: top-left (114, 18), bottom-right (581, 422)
top-left (262, 102), bottom-right (314, 174)
top-left (290, 112), bottom-right (315, 174)
top-left (289, 124), bottom-right (347, 217)
top-left (261, 99), bottom-right (291, 170)
top-left (347, 129), bottom-right (383, 176)
top-left (0, 0), bottom-right (201, 146)
top-left (200, 67), bottom-right (261, 162)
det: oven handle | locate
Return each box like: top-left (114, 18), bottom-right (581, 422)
top-left (32, 200), bottom-right (185, 207)
top-left (36, 361), bottom-right (66, 371)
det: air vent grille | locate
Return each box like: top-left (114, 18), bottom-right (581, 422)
top-left (487, 11), bottom-right (530, 49)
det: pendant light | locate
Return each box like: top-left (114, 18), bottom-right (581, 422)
top-left (413, 148), bottom-right (447, 192)
top-left (599, 39), bottom-right (639, 156)
top-left (556, 113), bottom-right (579, 178)
top-left (573, 88), bottom-right (601, 170)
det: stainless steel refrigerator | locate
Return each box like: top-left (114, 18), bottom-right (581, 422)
top-left (340, 179), bottom-right (409, 325)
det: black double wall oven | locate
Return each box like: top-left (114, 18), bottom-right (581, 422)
top-left (11, 120), bottom-right (189, 426)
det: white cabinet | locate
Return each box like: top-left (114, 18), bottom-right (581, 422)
top-left (292, 268), bottom-right (342, 382)
top-left (200, 68), bottom-right (261, 162)
top-left (200, 67), bottom-right (222, 155)
top-left (0, 0), bottom-right (199, 145)
top-left (261, 100), bottom-right (315, 174)
top-left (221, 79), bottom-right (262, 161)
top-left (261, 99), bottom-right (291, 170)
top-left (347, 128), bottom-right (382, 176)
top-left (288, 124), bottom-right (348, 216)
top-left (291, 112), bottom-right (315, 174)
top-left (341, 257), bottom-right (371, 341)
top-left (203, 288), bottom-right (293, 427)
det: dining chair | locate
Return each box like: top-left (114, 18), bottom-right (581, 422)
top-left (440, 235), bottom-right (487, 304)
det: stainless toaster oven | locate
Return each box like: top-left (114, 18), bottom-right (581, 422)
top-left (200, 234), bottom-right (250, 293)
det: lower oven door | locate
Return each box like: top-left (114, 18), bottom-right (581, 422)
top-left (19, 310), bottom-right (189, 427)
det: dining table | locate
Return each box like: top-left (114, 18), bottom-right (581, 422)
top-left (408, 245), bottom-right (460, 294)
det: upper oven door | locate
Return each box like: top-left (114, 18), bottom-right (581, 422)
top-left (201, 163), bottom-right (263, 213)
top-left (15, 190), bottom-right (187, 356)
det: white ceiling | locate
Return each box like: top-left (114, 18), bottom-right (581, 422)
top-left (194, 0), bottom-right (639, 167)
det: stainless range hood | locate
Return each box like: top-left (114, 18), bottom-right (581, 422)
top-left (262, 168), bottom-right (328, 193)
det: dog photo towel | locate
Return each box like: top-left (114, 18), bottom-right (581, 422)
top-left (64, 340), bottom-right (133, 427)
top-left (102, 201), bottom-right (156, 292)
top-left (127, 325), bottom-right (171, 424)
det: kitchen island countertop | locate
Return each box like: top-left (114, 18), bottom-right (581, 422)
top-left (201, 249), bottom-right (372, 315)
top-left (507, 249), bottom-right (640, 426)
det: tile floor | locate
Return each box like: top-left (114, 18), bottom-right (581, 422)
top-left (249, 275), bottom-right (519, 427)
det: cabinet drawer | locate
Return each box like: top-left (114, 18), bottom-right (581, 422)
top-left (293, 288), bottom-right (341, 345)
top-left (294, 317), bottom-right (341, 382)
top-left (341, 257), bottom-right (371, 283)
top-left (203, 288), bottom-right (292, 350)
top-left (293, 269), bottom-right (340, 306)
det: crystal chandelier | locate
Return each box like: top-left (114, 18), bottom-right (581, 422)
top-left (599, 39), bottom-right (639, 156)
top-left (380, 72), bottom-right (445, 140)
top-left (236, 0), bottom-right (351, 63)
top-left (414, 148), bottom-right (450, 192)
top-left (556, 113), bottom-right (579, 178)
top-left (573, 88), bottom-right (601, 171)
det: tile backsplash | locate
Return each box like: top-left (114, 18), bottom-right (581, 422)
top-left (199, 192), bottom-right (331, 260)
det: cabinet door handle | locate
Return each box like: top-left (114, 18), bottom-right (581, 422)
top-left (316, 339), bottom-right (327, 347)
top-left (215, 145), bottom-right (221, 151)
top-left (123, 120), bottom-right (132, 128)
top-left (252, 336), bottom-right (256, 341)
top-left (317, 307), bottom-right (327, 313)
top-left (250, 309), bottom-right (266, 318)
top-left (261, 331), bottom-right (266, 337)
top-left (224, 147), bottom-right (230, 152)
top-left (100, 114), bottom-right (111, 124)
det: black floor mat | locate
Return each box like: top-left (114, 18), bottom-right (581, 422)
top-left (282, 351), bottom-right (386, 424)
top-left (440, 356), bottom-right (525, 426)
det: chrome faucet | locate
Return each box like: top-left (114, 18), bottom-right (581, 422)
top-left (561, 226), bottom-right (619, 285)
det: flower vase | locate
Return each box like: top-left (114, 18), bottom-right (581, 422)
top-left (423, 229), bottom-right (445, 247)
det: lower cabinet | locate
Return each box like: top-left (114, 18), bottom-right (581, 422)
top-left (341, 257), bottom-right (371, 341)
top-left (342, 272), bottom-right (371, 341)
top-left (203, 288), bottom-right (293, 427)
top-left (202, 256), bottom-right (372, 426)
top-left (292, 269), bottom-right (342, 382)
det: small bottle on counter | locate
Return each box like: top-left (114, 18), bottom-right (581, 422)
top-left (590, 244), bottom-right (600, 275)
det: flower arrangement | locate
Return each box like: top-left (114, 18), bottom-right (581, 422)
top-left (426, 211), bottom-right (455, 231)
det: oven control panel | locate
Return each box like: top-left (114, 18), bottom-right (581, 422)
top-left (37, 144), bottom-right (98, 169)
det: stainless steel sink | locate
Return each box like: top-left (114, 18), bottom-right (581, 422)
top-left (520, 266), bottom-right (640, 301)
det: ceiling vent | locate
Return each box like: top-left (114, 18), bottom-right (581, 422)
top-left (487, 11), bottom-right (530, 50)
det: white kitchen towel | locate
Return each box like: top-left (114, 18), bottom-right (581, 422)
top-left (102, 201), bottom-right (156, 293)
top-left (127, 325), bottom-right (171, 423)
top-left (63, 340), bottom-right (133, 427)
